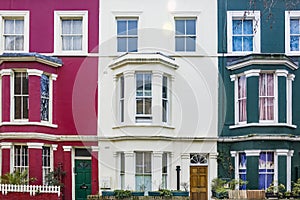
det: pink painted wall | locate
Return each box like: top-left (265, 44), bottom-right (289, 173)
top-left (0, 0), bottom-right (99, 53)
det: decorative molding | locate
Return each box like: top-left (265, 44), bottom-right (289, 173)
top-left (91, 146), bottom-right (99, 152)
top-left (276, 149), bottom-right (289, 156)
top-left (124, 151), bottom-right (134, 157)
top-left (112, 11), bottom-right (143, 17)
top-left (229, 123), bottom-right (297, 129)
top-left (245, 150), bottom-right (260, 156)
top-left (209, 152), bottom-right (219, 159)
top-left (63, 146), bottom-right (72, 152)
top-left (227, 59), bottom-right (298, 71)
top-left (153, 151), bottom-right (163, 157)
top-left (27, 69), bottom-right (43, 77)
top-left (0, 142), bottom-right (12, 149)
top-left (230, 151), bottom-right (237, 157)
top-left (123, 70), bottom-right (135, 78)
top-left (288, 150), bottom-right (294, 157)
top-left (275, 69), bottom-right (289, 77)
top-left (27, 142), bottom-right (44, 149)
top-left (0, 69), bottom-right (13, 76)
top-left (230, 74), bottom-right (237, 81)
top-left (1, 121), bottom-right (58, 128)
top-left (181, 153), bottom-right (190, 160)
top-left (244, 69), bottom-right (261, 78)
top-left (52, 144), bottom-right (58, 151)
top-left (0, 56), bottom-right (62, 68)
top-left (51, 74), bottom-right (58, 81)
top-left (288, 74), bottom-right (295, 81)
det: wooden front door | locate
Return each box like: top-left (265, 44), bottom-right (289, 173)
top-left (190, 166), bottom-right (208, 200)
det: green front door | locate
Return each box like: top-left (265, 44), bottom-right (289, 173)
top-left (75, 159), bottom-right (92, 200)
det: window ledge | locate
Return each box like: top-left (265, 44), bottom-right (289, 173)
top-left (0, 121), bottom-right (58, 128)
top-left (53, 51), bottom-right (88, 56)
top-left (112, 123), bottom-right (175, 129)
top-left (229, 123), bottom-right (297, 129)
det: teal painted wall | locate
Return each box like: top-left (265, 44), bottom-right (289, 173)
top-left (247, 156), bottom-right (259, 189)
top-left (278, 156), bottom-right (287, 187)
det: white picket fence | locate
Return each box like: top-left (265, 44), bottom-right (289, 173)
top-left (0, 184), bottom-right (61, 196)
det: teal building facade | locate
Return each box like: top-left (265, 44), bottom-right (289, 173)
top-left (218, 0), bottom-right (300, 191)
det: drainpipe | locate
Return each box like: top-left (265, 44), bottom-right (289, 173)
top-left (176, 166), bottom-right (181, 190)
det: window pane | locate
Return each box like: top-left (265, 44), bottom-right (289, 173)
top-left (290, 19), bottom-right (300, 34)
top-left (4, 20), bottom-right (14, 34)
top-left (175, 20), bottom-right (185, 35)
top-left (243, 20), bottom-right (253, 34)
top-left (73, 20), bottom-right (82, 34)
top-left (128, 20), bottom-right (137, 35)
top-left (128, 37), bottom-right (137, 52)
top-left (232, 20), bottom-right (242, 34)
top-left (22, 73), bottom-right (28, 95)
top-left (243, 36), bottom-right (253, 51)
top-left (136, 152), bottom-right (143, 173)
top-left (233, 36), bottom-right (242, 51)
top-left (23, 97), bottom-right (28, 119)
top-left (41, 75), bottom-right (50, 97)
top-left (144, 74), bottom-right (152, 95)
top-left (136, 74), bottom-right (143, 96)
top-left (5, 36), bottom-right (15, 50)
top-left (162, 76), bottom-right (168, 99)
top-left (62, 36), bottom-right (72, 50)
top-left (175, 37), bottom-right (185, 51)
top-left (73, 36), bottom-right (82, 50)
top-left (120, 76), bottom-right (124, 98)
top-left (163, 100), bottom-right (168, 122)
top-left (15, 36), bottom-right (24, 50)
top-left (117, 20), bottom-right (127, 35)
top-left (290, 36), bottom-right (299, 51)
top-left (144, 98), bottom-right (152, 114)
top-left (117, 37), bottom-right (127, 52)
top-left (14, 96), bottom-right (21, 119)
top-left (62, 20), bottom-right (72, 34)
top-left (186, 36), bottom-right (196, 51)
top-left (186, 20), bottom-right (196, 35)
top-left (14, 73), bottom-right (21, 94)
top-left (144, 152), bottom-right (151, 173)
top-left (162, 153), bottom-right (167, 173)
top-left (15, 20), bottom-right (24, 34)
top-left (136, 99), bottom-right (143, 114)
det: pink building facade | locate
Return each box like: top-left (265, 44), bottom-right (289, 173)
top-left (0, 0), bottom-right (99, 199)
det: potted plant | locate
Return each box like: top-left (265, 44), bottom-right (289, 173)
top-left (292, 178), bottom-right (300, 198)
top-left (211, 178), bottom-right (228, 199)
top-left (265, 182), bottom-right (285, 199)
top-left (172, 182), bottom-right (189, 196)
top-left (114, 190), bottom-right (132, 199)
top-left (131, 184), bottom-right (145, 196)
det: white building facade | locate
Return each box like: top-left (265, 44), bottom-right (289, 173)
top-left (98, 0), bottom-right (218, 199)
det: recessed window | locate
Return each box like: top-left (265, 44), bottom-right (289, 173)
top-left (42, 146), bottom-right (51, 185)
top-left (259, 73), bottom-right (274, 121)
top-left (238, 75), bottom-right (247, 122)
top-left (120, 152), bottom-right (125, 189)
top-left (136, 73), bottom-right (152, 122)
top-left (175, 18), bottom-right (196, 52)
top-left (135, 152), bottom-right (152, 192)
top-left (14, 72), bottom-right (28, 120)
top-left (0, 11), bottom-right (29, 52)
top-left (117, 18), bottom-right (138, 52)
top-left (258, 152), bottom-right (274, 190)
top-left (162, 76), bottom-right (169, 123)
top-left (14, 145), bottom-right (28, 180)
top-left (162, 153), bottom-right (168, 189)
top-left (227, 11), bottom-right (260, 54)
top-left (41, 74), bottom-right (50, 121)
top-left (54, 11), bottom-right (88, 54)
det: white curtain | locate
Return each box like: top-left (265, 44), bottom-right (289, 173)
top-left (238, 76), bottom-right (247, 122)
top-left (259, 74), bottom-right (274, 120)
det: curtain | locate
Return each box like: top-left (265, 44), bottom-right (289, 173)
top-left (259, 152), bottom-right (274, 190)
top-left (259, 74), bottom-right (274, 120)
top-left (239, 153), bottom-right (247, 190)
top-left (238, 76), bottom-right (247, 122)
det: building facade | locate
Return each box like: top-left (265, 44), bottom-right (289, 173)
top-left (218, 0), bottom-right (300, 191)
top-left (98, 0), bottom-right (218, 199)
top-left (0, 0), bottom-right (99, 199)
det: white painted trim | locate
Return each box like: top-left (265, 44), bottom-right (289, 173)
top-left (244, 150), bottom-right (260, 156)
top-left (0, 75), bottom-right (1, 123)
top-left (0, 69), bottom-right (13, 76)
top-left (275, 69), bottom-right (288, 77)
top-left (63, 146), bottom-right (72, 152)
top-left (111, 11), bottom-right (143, 17)
top-left (0, 10), bottom-right (30, 54)
top-left (229, 123), bottom-right (297, 129)
top-left (52, 144), bottom-right (58, 151)
top-left (287, 151), bottom-right (293, 191)
top-left (285, 11), bottom-right (300, 54)
top-left (244, 69), bottom-right (261, 77)
top-left (1, 121), bottom-right (58, 128)
top-left (1, 142), bottom-right (12, 149)
top-left (27, 142), bottom-right (44, 149)
top-left (227, 11), bottom-right (261, 54)
top-left (27, 69), bottom-right (43, 77)
top-left (276, 149), bottom-right (289, 156)
top-left (91, 146), bottom-right (99, 152)
top-left (0, 56), bottom-right (62, 67)
top-left (227, 59), bottom-right (298, 71)
top-left (54, 10), bottom-right (88, 55)
top-left (170, 11), bottom-right (201, 17)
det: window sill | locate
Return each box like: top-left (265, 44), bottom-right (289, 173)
top-left (53, 51), bottom-right (88, 56)
top-left (112, 123), bottom-right (175, 129)
top-left (229, 123), bottom-right (297, 129)
top-left (0, 121), bottom-right (58, 128)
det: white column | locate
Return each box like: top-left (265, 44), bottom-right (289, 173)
top-left (209, 152), bottom-right (218, 198)
top-left (230, 151), bottom-right (239, 189)
top-left (287, 150), bottom-right (294, 191)
top-left (152, 151), bottom-right (163, 190)
top-left (181, 153), bottom-right (190, 188)
top-left (124, 151), bottom-right (135, 190)
top-left (152, 71), bottom-right (163, 124)
top-left (124, 71), bottom-right (135, 124)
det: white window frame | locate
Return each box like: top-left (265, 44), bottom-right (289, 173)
top-left (0, 11), bottom-right (29, 53)
top-left (54, 11), bottom-right (88, 55)
top-left (285, 11), bottom-right (300, 55)
top-left (116, 17), bottom-right (138, 52)
top-left (259, 72), bottom-right (277, 123)
top-left (119, 75), bottom-right (125, 123)
top-left (42, 146), bottom-right (52, 185)
top-left (162, 75), bottom-right (169, 124)
top-left (135, 151), bottom-right (152, 192)
top-left (227, 11), bottom-right (261, 54)
top-left (11, 70), bottom-right (29, 122)
top-left (174, 17), bottom-right (197, 52)
top-left (13, 145), bottom-right (29, 179)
